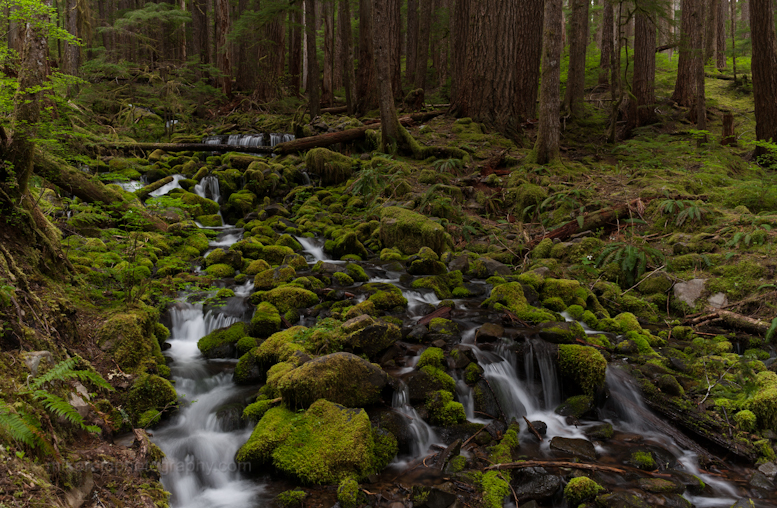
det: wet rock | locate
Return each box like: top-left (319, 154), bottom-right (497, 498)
top-left (476, 323), bottom-right (504, 342)
top-left (449, 254), bottom-right (469, 273)
top-left (668, 356), bottom-right (689, 373)
top-left (672, 278), bottom-right (706, 307)
top-left (758, 461), bottom-right (777, 481)
top-left (408, 258), bottom-right (448, 276)
top-left (749, 470), bottom-right (775, 490)
top-left (707, 292), bottom-right (728, 309)
top-left (595, 491), bottom-right (650, 508)
top-left (668, 470), bottom-right (706, 494)
top-left (548, 436), bottom-right (597, 461)
top-left (347, 321), bottom-right (401, 358)
top-left (530, 420), bottom-right (547, 435)
top-left (464, 283), bottom-right (488, 297)
top-left (342, 314), bottom-right (374, 333)
top-left (510, 466), bottom-right (562, 503)
top-left (68, 392), bottom-right (90, 419)
top-left (637, 478), bottom-right (684, 494)
top-left (405, 324), bottom-right (429, 342)
top-left (656, 374), bottom-right (684, 396)
top-left (215, 403), bottom-right (244, 432)
top-left (477, 257), bottom-right (512, 277)
top-left (369, 408), bottom-right (412, 455)
top-left (412, 485), bottom-right (456, 508)
top-left (472, 380), bottom-right (501, 420)
top-left (649, 493), bottom-right (691, 508)
top-left (585, 422), bottom-right (614, 440)
top-left (518, 502), bottom-right (539, 508)
top-left (406, 368), bottom-right (454, 404)
top-left (555, 395), bottom-right (595, 418)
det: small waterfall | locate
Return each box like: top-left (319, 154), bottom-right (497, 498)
top-left (194, 176), bottom-right (220, 203)
top-left (201, 133), bottom-right (295, 148)
top-left (403, 290), bottom-right (442, 317)
top-left (149, 174), bottom-right (185, 198)
top-left (116, 181), bottom-right (144, 192)
top-left (524, 339), bottom-right (561, 409)
top-left (476, 347), bottom-right (538, 419)
top-left (392, 382), bottom-right (439, 457)
top-left (295, 236), bottom-right (330, 263)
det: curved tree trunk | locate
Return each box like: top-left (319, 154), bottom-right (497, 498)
top-left (750, 0), bottom-right (777, 156)
top-left (406, 0), bottom-right (419, 84)
top-left (563, 0), bottom-right (590, 118)
top-left (516, 0), bottom-right (544, 122)
top-left (533, 0), bottom-right (562, 164)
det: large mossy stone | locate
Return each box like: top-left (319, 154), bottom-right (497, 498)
top-left (125, 373), bottom-right (178, 427)
top-left (249, 302), bottom-right (282, 338)
top-left (305, 148), bottom-right (355, 185)
top-left (261, 287), bottom-right (319, 314)
top-left (558, 345), bottom-right (607, 396)
top-left (197, 322), bottom-right (248, 359)
top-left (324, 232), bottom-right (369, 259)
top-left (273, 352), bottom-right (388, 408)
top-left (346, 320), bottom-right (401, 358)
top-left (235, 399), bottom-right (395, 484)
top-left (97, 307), bottom-right (165, 374)
top-left (379, 206), bottom-right (452, 256)
top-left (254, 266), bottom-right (296, 290)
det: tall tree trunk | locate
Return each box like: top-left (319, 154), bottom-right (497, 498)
top-left (516, 0), bottom-right (544, 121)
top-left (672, 0), bottom-right (699, 106)
top-left (599, 0), bottom-right (614, 86)
top-left (563, 0), bottom-right (590, 118)
top-left (449, 0), bottom-right (469, 104)
top-left (730, 0), bottom-right (737, 80)
top-left (257, 7), bottom-right (285, 101)
top-left (356, 0), bottom-right (377, 114)
top-left (290, 6), bottom-right (302, 94)
top-left (390, 0), bottom-right (402, 98)
top-left (216, 0), bottom-right (232, 96)
top-left (705, 0), bottom-right (716, 63)
top-left (740, 0), bottom-right (749, 39)
top-left (693, 0), bottom-right (707, 142)
top-left (64, 0), bottom-right (79, 76)
top-left (306, 0), bottom-right (321, 117)
top-left (322, 0), bottom-right (335, 104)
top-left (414, 0), bottom-right (432, 90)
top-left (339, 0), bottom-right (357, 113)
top-left (334, 0), bottom-right (344, 90)
top-left (192, 0), bottom-right (209, 64)
top-left (629, 7), bottom-right (657, 130)
top-left (406, 0), bottom-right (419, 84)
top-left (533, 0), bottom-right (563, 164)
top-left (750, 0), bottom-right (777, 156)
top-left (716, 0), bottom-right (726, 68)
top-left (373, 0), bottom-right (402, 151)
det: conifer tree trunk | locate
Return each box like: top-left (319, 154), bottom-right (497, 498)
top-left (64, 0), bottom-right (79, 76)
top-left (599, 0), bottom-right (614, 87)
top-left (216, 0), bottom-right (232, 96)
top-left (716, 0), bottom-right (726, 68)
top-left (334, 0), bottom-right (344, 91)
top-left (705, 0), bottom-right (716, 63)
top-left (373, 0), bottom-right (401, 150)
top-left (414, 0), bottom-right (432, 90)
top-left (516, 0), bottom-right (544, 121)
top-left (192, 0), bottom-right (209, 64)
top-left (563, 0), bottom-right (590, 118)
top-left (322, 0), bottom-right (335, 104)
top-left (672, 0), bottom-right (699, 106)
top-left (390, 0), bottom-right (402, 98)
top-left (406, 0), bottom-right (419, 84)
top-left (449, 0), bottom-right (469, 104)
top-left (629, 7), bottom-right (657, 130)
top-left (533, 0), bottom-right (562, 164)
top-left (750, 0), bottom-right (777, 156)
top-left (356, 0), bottom-right (377, 114)
top-left (290, 7), bottom-right (302, 94)
top-left (694, 0), bottom-right (707, 142)
top-left (306, 0), bottom-right (321, 117)
top-left (338, 0), bottom-right (357, 114)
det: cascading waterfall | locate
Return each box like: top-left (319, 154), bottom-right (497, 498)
top-left (201, 133), bottom-right (295, 148)
top-left (295, 236), bottom-right (330, 263)
top-left (194, 175), bottom-right (221, 204)
top-left (392, 382), bottom-right (439, 457)
top-left (524, 339), bottom-right (561, 409)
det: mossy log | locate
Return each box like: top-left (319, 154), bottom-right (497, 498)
top-left (33, 150), bottom-right (167, 231)
top-left (135, 176), bottom-right (173, 200)
top-left (92, 142), bottom-right (275, 155)
top-left (531, 198), bottom-right (652, 247)
top-left (689, 309), bottom-right (770, 336)
top-left (273, 111), bottom-right (446, 154)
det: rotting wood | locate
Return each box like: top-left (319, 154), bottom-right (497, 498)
top-left (93, 142), bottom-right (274, 155)
top-left (485, 460), bottom-right (674, 478)
top-left (435, 438), bottom-right (462, 470)
top-left (462, 421), bottom-right (492, 448)
top-left (687, 308), bottom-right (771, 336)
top-left (418, 306), bottom-right (452, 326)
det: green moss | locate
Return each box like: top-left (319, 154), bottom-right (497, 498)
top-left (420, 365), bottom-right (456, 392)
top-left (253, 266), bottom-right (296, 290)
top-left (418, 347), bottom-right (445, 369)
top-left (325, 232), bottom-right (369, 259)
top-left (306, 148), bottom-right (355, 185)
top-left (337, 478), bottom-right (360, 508)
top-left (556, 395), bottom-right (594, 418)
top-left (205, 263), bottom-right (236, 278)
top-left (428, 318), bottom-right (458, 335)
top-left (734, 409), bottom-right (757, 432)
top-left (197, 322), bottom-right (248, 358)
top-left (368, 290), bottom-right (408, 310)
top-left (566, 304), bottom-right (585, 320)
top-left (751, 386), bottom-right (777, 429)
top-left (236, 399), bottom-right (391, 484)
top-left (412, 271), bottom-right (465, 299)
top-left (448, 455), bottom-right (466, 472)
top-left (630, 451), bottom-right (656, 470)
top-left (564, 477), bottom-right (605, 506)
top-left (276, 234), bottom-right (302, 251)
top-left (476, 471), bottom-right (511, 508)
top-left (542, 297), bottom-right (567, 312)
top-left (258, 245), bottom-right (295, 265)
top-left (482, 282), bottom-right (528, 313)
top-left (380, 248), bottom-right (404, 261)
top-left (333, 272), bottom-right (355, 285)
top-left (379, 206), bottom-right (452, 255)
top-left (516, 270), bottom-right (545, 290)
top-left (249, 302), bottom-right (282, 337)
top-left (97, 307), bottom-right (165, 374)
top-left (255, 326), bottom-right (307, 365)
top-left (558, 345), bottom-right (607, 395)
top-left (125, 374), bottom-right (178, 427)
top-left (262, 286), bottom-right (319, 314)
top-left (541, 278), bottom-right (589, 308)
top-left (243, 399), bottom-right (276, 422)
top-left (614, 312), bottom-right (642, 332)
top-left (426, 390), bottom-right (466, 426)
top-left (197, 214), bottom-right (223, 228)
top-left (586, 334), bottom-right (611, 348)
top-left (236, 336), bottom-right (259, 357)
top-left (275, 490), bottom-right (306, 508)
top-left (465, 362), bottom-right (483, 384)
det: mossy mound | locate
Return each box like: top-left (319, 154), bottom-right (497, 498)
top-left (261, 286), bottom-right (319, 314)
top-left (325, 232), bottom-right (369, 259)
top-left (481, 282), bottom-right (557, 323)
top-left (197, 322), bottom-right (248, 359)
top-left (411, 270), bottom-right (465, 299)
top-left (558, 345), bottom-right (607, 396)
top-left (564, 477), bottom-right (604, 506)
top-left (540, 278), bottom-right (589, 308)
top-left (249, 302), bottom-right (282, 338)
top-left (380, 206), bottom-right (452, 256)
top-left (426, 390), bottom-right (466, 426)
top-left (97, 307), bottom-right (165, 374)
top-left (235, 399), bottom-right (396, 484)
top-left (125, 373), bottom-right (178, 427)
top-left (271, 352), bottom-right (388, 408)
top-left (306, 148), bottom-right (355, 185)
top-left (254, 266), bottom-right (296, 290)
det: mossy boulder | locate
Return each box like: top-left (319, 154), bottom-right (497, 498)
top-left (411, 270), bottom-right (465, 299)
top-left (564, 477), bottom-right (604, 507)
top-left (271, 352), bottom-right (388, 408)
top-left (234, 327), bottom-right (307, 384)
top-left (540, 278), bottom-right (589, 308)
top-left (325, 232), bottom-right (369, 259)
top-left (179, 191), bottom-right (219, 216)
top-left (205, 248), bottom-right (243, 270)
top-left (205, 263), bottom-right (236, 278)
top-left (306, 148), bottom-right (355, 185)
top-left (406, 366), bottom-right (456, 403)
top-left (380, 206), bottom-right (452, 256)
top-left (97, 307), bottom-right (165, 374)
top-left (555, 395), bottom-right (595, 418)
top-left (481, 282), bottom-right (557, 324)
top-left (245, 258), bottom-right (272, 276)
top-left (254, 266), bottom-right (297, 290)
top-left (235, 399), bottom-right (396, 484)
top-left (125, 373), bottom-right (178, 427)
top-left (345, 320), bottom-right (401, 358)
top-left (249, 302), bottom-right (282, 338)
top-left (197, 322), bottom-right (248, 359)
top-left (558, 345), bottom-right (607, 396)
top-left (262, 286), bottom-right (319, 314)
top-left (426, 390), bottom-right (466, 426)
top-left (537, 321), bottom-right (586, 344)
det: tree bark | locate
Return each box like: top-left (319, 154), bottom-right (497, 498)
top-left (629, 7), bottom-right (657, 130)
top-left (672, 0), bottom-right (699, 106)
top-left (406, 0), bottom-right (419, 84)
top-left (322, 0), bottom-right (335, 105)
top-left (216, 0), bottom-right (232, 96)
top-left (356, 0), bottom-right (377, 114)
top-left (750, 0), bottom-right (777, 156)
top-left (716, 0), bottom-right (726, 68)
top-left (334, 0), bottom-right (344, 90)
top-left (305, 0), bottom-right (321, 117)
top-left (533, 0), bottom-right (562, 164)
top-left (705, 0), bottom-right (717, 63)
top-left (64, 0), bottom-right (80, 76)
top-left (414, 0), bottom-right (433, 90)
top-left (721, 111), bottom-right (736, 145)
top-left (693, 0), bottom-right (707, 142)
top-left (338, 0), bottom-right (357, 114)
top-left (516, 0), bottom-right (544, 122)
top-left (373, 0), bottom-right (402, 151)
top-left (599, 0), bottom-right (614, 87)
top-left (390, 0), bottom-right (402, 99)
top-left (449, 0), bottom-right (469, 104)
top-left (563, 0), bottom-right (590, 118)
top-left (192, 0), bottom-right (209, 64)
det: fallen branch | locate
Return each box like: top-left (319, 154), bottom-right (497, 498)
top-left (486, 460), bottom-right (627, 474)
top-left (462, 421), bottom-right (492, 448)
top-left (522, 416), bottom-right (543, 442)
top-left (92, 142), bottom-right (274, 155)
top-left (686, 309), bottom-right (771, 336)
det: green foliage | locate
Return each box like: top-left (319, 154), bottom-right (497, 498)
top-left (657, 197), bottom-right (709, 227)
top-left (596, 241), bottom-right (664, 287)
top-left (432, 158), bottom-right (464, 175)
top-left (564, 477), bottom-right (605, 506)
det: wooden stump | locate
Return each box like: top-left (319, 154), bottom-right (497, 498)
top-left (721, 112), bottom-right (737, 146)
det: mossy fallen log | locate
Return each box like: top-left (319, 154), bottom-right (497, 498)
top-left (135, 176), bottom-right (173, 200)
top-left (92, 142), bottom-right (275, 155)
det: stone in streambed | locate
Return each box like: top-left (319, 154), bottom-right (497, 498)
top-left (555, 395), bottom-right (594, 418)
top-left (595, 492), bottom-right (649, 508)
top-left (510, 467), bottom-right (562, 503)
top-left (548, 436), bottom-right (597, 461)
top-left (537, 321), bottom-right (586, 344)
top-left (476, 323), bottom-right (504, 342)
top-left (380, 206), bottom-right (452, 256)
top-left (197, 322), bottom-right (248, 359)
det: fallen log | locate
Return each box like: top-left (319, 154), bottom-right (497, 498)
top-left (135, 176), bottom-right (173, 200)
top-left (705, 73), bottom-right (737, 81)
top-left (320, 105), bottom-right (348, 114)
top-left (486, 460), bottom-right (627, 474)
top-left (273, 110), bottom-right (446, 154)
top-left (655, 42), bottom-right (678, 52)
top-left (688, 308), bottom-right (771, 336)
top-left (92, 142), bottom-right (274, 155)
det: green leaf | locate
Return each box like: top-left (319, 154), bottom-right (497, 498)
top-left (766, 317), bottom-right (777, 343)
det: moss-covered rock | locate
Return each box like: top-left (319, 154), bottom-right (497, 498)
top-left (380, 206), bottom-right (452, 256)
top-left (97, 307), bottom-right (165, 374)
top-left (411, 270), bottom-right (465, 299)
top-left (558, 345), bottom-right (607, 396)
top-left (306, 148), bottom-right (355, 185)
top-left (249, 302), bottom-right (282, 338)
top-left (540, 278), bottom-right (589, 308)
top-left (235, 399), bottom-right (395, 483)
top-left (272, 352), bottom-right (388, 408)
top-left (564, 477), bottom-right (604, 506)
top-left (245, 258), bottom-right (272, 276)
top-left (254, 266), bottom-right (296, 290)
top-left (417, 347), bottom-right (445, 370)
top-left (125, 373), bottom-right (178, 426)
top-left (346, 320), bottom-right (401, 358)
top-left (325, 232), bottom-right (369, 259)
top-left (262, 286), bottom-right (319, 314)
top-left (257, 245), bottom-right (296, 265)
top-left (426, 390), bottom-right (466, 426)
top-left (197, 322), bottom-right (248, 358)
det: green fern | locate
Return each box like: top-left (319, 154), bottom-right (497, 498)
top-left (596, 242), bottom-right (665, 287)
top-left (432, 158), bottom-right (464, 175)
top-left (0, 401), bottom-right (42, 448)
top-left (32, 391), bottom-right (100, 433)
top-left (29, 357), bottom-right (112, 392)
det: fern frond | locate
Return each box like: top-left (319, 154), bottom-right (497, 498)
top-left (71, 370), bottom-right (113, 392)
top-left (29, 358), bottom-right (81, 390)
top-left (0, 400), bottom-right (41, 448)
top-left (32, 391), bottom-right (86, 428)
